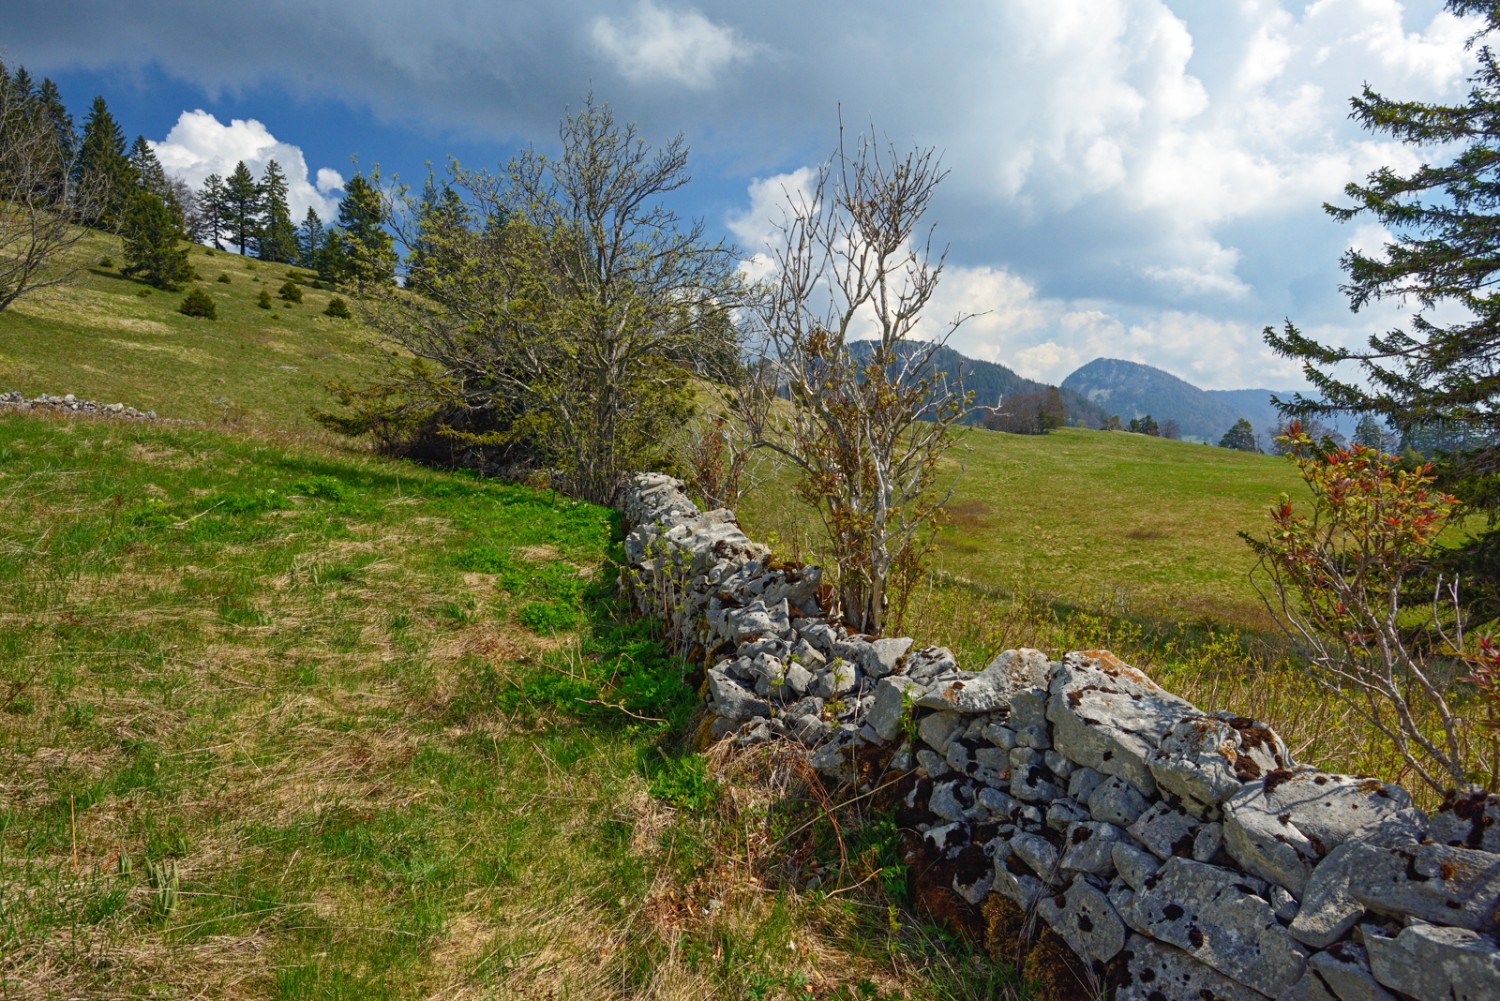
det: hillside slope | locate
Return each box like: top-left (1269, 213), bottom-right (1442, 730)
top-left (1061, 357), bottom-right (1246, 441)
top-left (847, 339), bottom-right (1111, 427)
top-left (0, 231), bottom-right (372, 432)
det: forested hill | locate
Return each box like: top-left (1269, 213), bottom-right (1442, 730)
top-left (1061, 357), bottom-right (1251, 442)
top-left (847, 340), bottom-right (1111, 428)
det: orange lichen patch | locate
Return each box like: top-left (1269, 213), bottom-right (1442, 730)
top-left (1078, 650), bottom-right (1156, 687)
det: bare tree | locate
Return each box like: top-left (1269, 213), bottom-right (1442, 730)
top-left (320, 96), bottom-right (742, 503)
top-left (734, 125), bottom-right (972, 635)
top-left (0, 83), bottom-right (97, 313)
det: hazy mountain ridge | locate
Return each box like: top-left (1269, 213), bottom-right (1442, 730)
top-left (1060, 357), bottom-right (1355, 444)
top-left (847, 341), bottom-right (1111, 428)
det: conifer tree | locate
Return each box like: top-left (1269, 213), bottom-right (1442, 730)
top-left (297, 207), bottom-right (324, 269)
top-left (121, 189), bottom-right (192, 289)
top-left (1265, 0), bottom-right (1500, 615)
top-left (330, 170), bottom-right (394, 292)
top-left (74, 96), bottom-right (131, 228)
top-left (223, 160), bottom-right (261, 256)
top-left (1218, 418), bottom-right (1259, 452)
top-left (197, 173), bottom-right (228, 248)
top-left (34, 78), bottom-right (73, 198)
top-left (128, 136), bottom-right (174, 205)
top-left (257, 160), bottom-right (298, 263)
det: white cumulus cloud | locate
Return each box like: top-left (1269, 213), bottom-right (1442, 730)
top-left (591, 1), bottom-right (754, 88)
top-left (150, 110), bottom-right (345, 224)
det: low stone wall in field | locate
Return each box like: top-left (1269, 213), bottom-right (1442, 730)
top-left (619, 472), bottom-right (1500, 1001)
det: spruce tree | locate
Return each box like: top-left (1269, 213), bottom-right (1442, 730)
top-left (257, 160), bottom-right (298, 264)
top-left (1265, 0), bottom-right (1500, 615)
top-left (198, 173), bottom-right (228, 249)
top-left (223, 161), bottom-right (261, 256)
top-left (129, 136), bottom-right (174, 205)
top-left (331, 170), bottom-right (394, 292)
top-left (121, 190), bottom-right (192, 290)
top-left (35, 78), bottom-right (74, 199)
top-left (74, 96), bottom-right (131, 228)
top-left (297, 207), bottom-right (324, 269)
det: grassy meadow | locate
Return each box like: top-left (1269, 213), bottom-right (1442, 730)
top-left (0, 229), bottom-right (1467, 997)
top-left (738, 426), bottom-right (1301, 631)
top-left (0, 231), bottom-right (369, 433)
top-left (0, 413), bottom-right (1015, 999)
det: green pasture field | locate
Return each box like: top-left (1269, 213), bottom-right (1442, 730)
top-left (0, 413), bottom-right (1016, 1000)
top-left (0, 231), bottom-right (369, 433)
top-left (736, 426), bottom-right (1303, 632)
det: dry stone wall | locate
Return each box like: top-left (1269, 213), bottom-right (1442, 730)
top-left (619, 473), bottom-right (1500, 1001)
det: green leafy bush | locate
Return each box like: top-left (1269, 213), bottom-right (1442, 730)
top-left (277, 280), bottom-right (303, 304)
top-left (324, 296), bottom-right (351, 319)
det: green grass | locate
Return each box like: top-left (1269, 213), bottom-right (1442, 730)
top-left (737, 426), bottom-right (1303, 631)
top-left (0, 231), bottom-right (371, 432)
top-left (0, 413), bottom-right (1017, 999)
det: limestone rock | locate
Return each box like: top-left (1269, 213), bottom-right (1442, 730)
top-left (917, 711), bottom-right (964, 755)
top-left (1347, 840), bottom-right (1500, 932)
top-left (1047, 650), bottom-right (1194, 794)
top-left (707, 670), bottom-right (770, 721)
top-left (1037, 878), bottom-right (1128, 963)
top-left (865, 676), bottom-right (921, 743)
top-left (1428, 789), bottom-right (1500, 853)
top-left (903, 645), bottom-right (961, 684)
top-left (914, 651), bottom-right (1047, 715)
top-left (1061, 821), bottom-right (1126, 874)
top-left (1112, 842), bottom-right (1161, 891)
top-left (1365, 924), bottom-right (1500, 1001)
top-left (1010, 831), bottom-right (1061, 883)
top-left (859, 636), bottom-right (913, 679)
top-left (1278, 943), bottom-right (1396, 1001)
top-left (1148, 712), bottom-right (1290, 818)
top-left (1129, 801), bottom-right (1201, 861)
top-left (1117, 936), bottom-right (1270, 1001)
top-left (1223, 769), bottom-right (1422, 896)
top-left (1088, 774), bottom-right (1151, 828)
top-left (1123, 857), bottom-right (1306, 994)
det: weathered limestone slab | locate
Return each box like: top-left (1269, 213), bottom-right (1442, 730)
top-left (1123, 857), bottom-right (1306, 995)
top-left (707, 669), bottom-right (770, 721)
top-left (864, 676), bottom-right (922, 742)
top-left (1047, 650), bottom-right (1194, 794)
top-left (914, 657), bottom-right (1037, 714)
top-left (1088, 774), bottom-right (1151, 827)
top-left (1428, 789), bottom-right (1500, 853)
top-left (1117, 936), bottom-right (1271, 1001)
top-left (1277, 943), bottom-right (1395, 1001)
top-left (1037, 877), bottom-right (1128, 962)
top-left (1223, 770), bottom-right (1421, 895)
top-left (1148, 712), bottom-right (1290, 818)
top-left (1365, 924), bottom-right (1500, 1001)
top-left (1129, 801), bottom-right (1202, 861)
top-left (1347, 840), bottom-right (1500, 932)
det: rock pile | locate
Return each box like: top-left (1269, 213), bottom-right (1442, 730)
top-left (620, 472), bottom-right (1500, 1000)
top-left (0, 391), bottom-right (179, 422)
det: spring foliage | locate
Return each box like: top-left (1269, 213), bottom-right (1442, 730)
top-left (1249, 425), bottom-right (1494, 793)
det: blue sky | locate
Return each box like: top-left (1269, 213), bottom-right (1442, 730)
top-left (2, 0), bottom-right (1479, 389)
